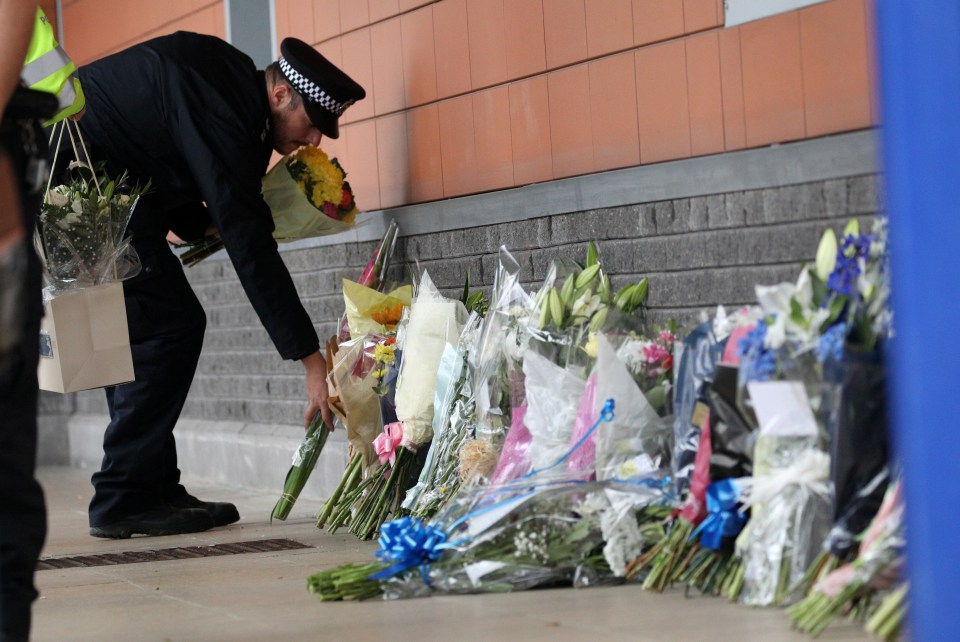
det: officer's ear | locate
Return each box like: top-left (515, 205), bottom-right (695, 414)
top-left (267, 81), bottom-right (294, 111)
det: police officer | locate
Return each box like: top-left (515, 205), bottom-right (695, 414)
top-left (72, 34), bottom-right (364, 538)
top-left (1, 4), bottom-right (83, 640)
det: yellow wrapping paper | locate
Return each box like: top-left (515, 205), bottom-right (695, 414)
top-left (342, 279), bottom-right (411, 339)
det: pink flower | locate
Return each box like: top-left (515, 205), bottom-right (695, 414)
top-left (658, 330), bottom-right (676, 344)
top-left (642, 342), bottom-right (670, 365)
top-left (374, 421), bottom-right (404, 467)
top-left (358, 259), bottom-right (377, 287)
top-left (322, 201), bottom-right (339, 220)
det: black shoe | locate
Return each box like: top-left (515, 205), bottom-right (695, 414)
top-left (89, 507), bottom-right (215, 539)
top-left (167, 493), bottom-right (240, 527)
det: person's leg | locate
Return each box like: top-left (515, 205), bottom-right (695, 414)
top-left (0, 314), bottom-right (44, 642)
top-left (89, 239), bottom-right (214, 535)
top-left (0, 126), bottom-right (46, 642)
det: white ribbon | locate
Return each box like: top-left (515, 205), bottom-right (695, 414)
top-left (737, 449), bottom-right (830, 510)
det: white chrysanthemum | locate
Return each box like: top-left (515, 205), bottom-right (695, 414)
top-left (596, 491), bottom-right (646, 577)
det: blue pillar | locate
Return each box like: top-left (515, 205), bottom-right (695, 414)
top-left (875, 1), bottom-right (960, 639)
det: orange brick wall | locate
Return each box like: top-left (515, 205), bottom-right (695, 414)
top-left (283, 0), bottom-right (876, 212)
top-left (60, 0), bottom-right (225, 65)
top-left (56, 0), bottom-right (876, 212)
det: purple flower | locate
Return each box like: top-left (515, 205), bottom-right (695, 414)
top-left (827, 233), bottom-right (873, 297)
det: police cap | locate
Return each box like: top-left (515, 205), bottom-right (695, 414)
top-left (278, 37), bottom-right (366, 139)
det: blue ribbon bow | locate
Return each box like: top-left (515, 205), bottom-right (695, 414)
top-left (690, 479), bottom-right (747, 551)
top-left (368, 517), bottom-right (451, 583)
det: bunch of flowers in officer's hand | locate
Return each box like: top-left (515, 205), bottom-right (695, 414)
top-left (178, 144), bottom-right (360, 267)
top-left (281, 145), bottom-right (358, 229)
top-left (38, 162), bottom-right (148, 294)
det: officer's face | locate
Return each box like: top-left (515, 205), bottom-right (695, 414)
top-left (270, 86), bottom-right (323, 153)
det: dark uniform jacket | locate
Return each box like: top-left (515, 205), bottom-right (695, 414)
top-left (76, 31), bottom-right (318, 361)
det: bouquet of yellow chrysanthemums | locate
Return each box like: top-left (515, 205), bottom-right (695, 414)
top-left (178, 145), bottom-right (360, 266)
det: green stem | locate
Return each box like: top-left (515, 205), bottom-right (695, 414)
top-left (316, 453), bottom-right (362, 528)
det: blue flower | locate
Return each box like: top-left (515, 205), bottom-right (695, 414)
top-left (737, 320), bottom-right (777, 382)
top-left (817, 322), bottom-right (848, 363)
top-left (826, 233), bottom-right (873, 296)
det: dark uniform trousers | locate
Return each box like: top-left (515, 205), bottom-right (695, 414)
top-left (88, 195), bottom-right (207, 527)
top-left (0, 120), bottom-right (46, 641)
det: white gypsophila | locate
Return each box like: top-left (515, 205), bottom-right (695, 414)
top-left (513, 527), bottom-right (550, 565)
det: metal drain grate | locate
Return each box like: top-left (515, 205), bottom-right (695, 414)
top-left (37, 538), bottom-right (311, 571)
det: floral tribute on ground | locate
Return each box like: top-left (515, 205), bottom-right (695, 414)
top-left (286, 222), bottom-right (903, 640)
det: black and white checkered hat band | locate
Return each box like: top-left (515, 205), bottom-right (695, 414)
top-left (279, 56), bottom-right (354, 115)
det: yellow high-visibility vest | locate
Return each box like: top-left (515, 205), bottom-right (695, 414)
top-left (21, 7), bottom-right (84, 125)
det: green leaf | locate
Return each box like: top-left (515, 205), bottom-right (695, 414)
top-left (809, 271), bottom-right (829, 308)
top-left (825, 295), bottom-right (847, 327)
top-left (599, 274), bottom-right (611, 303)
top-left (586, 241), bottom-right (600, 267)
top-left (789, 297), bottom-right (808, 329)
top-left (461, 268), bottom-right (470, 306)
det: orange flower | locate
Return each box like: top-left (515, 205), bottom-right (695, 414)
top-left (370, 303), bottom-right (405, 326)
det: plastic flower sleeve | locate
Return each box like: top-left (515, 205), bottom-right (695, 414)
top-left (39, 188), bottom-right (143, 295)
top-left (566, 373), bottom-right (599, 480)
top-left (671, 321), bottom-right (724, 495)
top-left (471, 247), bottom-right (532, 447)
top-left (738, 380), bottom-right (832, 606)
top-left (380, 478), bottom-right (666, 599)
top-left (405, 314), bottom-right (485, 518)
top-left (518, 351), bottom-right (586, 474)
top-left (402, 340), bottom-right (466, 511)
top-left (706, 364), bottom-right (757, 481)
top-left (594, 334), bottom-right (670, 481)
top-left (822, 346), bottom-right (890, 559)
top-left (738, 450), bottom-right (833, 606)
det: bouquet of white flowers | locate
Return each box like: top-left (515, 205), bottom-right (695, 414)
top-left (38, 121), bottom-right (148, 294)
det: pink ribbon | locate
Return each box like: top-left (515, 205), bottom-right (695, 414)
top-left (374, 421), bottom-right (404, 467)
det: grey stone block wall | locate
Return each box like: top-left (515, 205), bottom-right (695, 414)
top-left (60, 172), bottom-right (880, 419)
top-left (37, 169), bottom-right (881, 497)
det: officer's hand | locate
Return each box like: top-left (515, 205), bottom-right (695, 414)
top-left (301, 350), bottom-right (334, 431)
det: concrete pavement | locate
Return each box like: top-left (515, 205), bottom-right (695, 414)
top-left (30, 467), bottom-right (870, 642)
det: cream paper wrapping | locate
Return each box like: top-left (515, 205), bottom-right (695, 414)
top-left (394, 272), bottom-right (467, 447)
